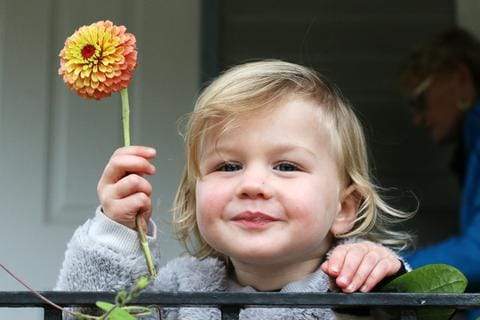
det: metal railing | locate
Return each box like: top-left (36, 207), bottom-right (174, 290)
top-left (2, 291), bottom-right (480, 319)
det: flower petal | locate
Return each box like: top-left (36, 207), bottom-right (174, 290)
top-left (58, 20), bottom-right (137, 99)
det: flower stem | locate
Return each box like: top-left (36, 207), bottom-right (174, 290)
top-left (120, 88), bottom-right (156, 278)
top-left (120, 89), bottom-right (131, 147)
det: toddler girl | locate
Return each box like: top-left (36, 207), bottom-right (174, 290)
top-left (56, 60), bottom-right (411, 319)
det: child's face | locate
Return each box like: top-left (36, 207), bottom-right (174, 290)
top-left (195, 97), bottom-right (347, 267)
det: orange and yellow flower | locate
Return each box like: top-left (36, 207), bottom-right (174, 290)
top-left (59, 20), bottom-right (137, 100)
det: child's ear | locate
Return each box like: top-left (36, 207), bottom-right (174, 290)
top-left (330, 184), bottom-right (361, 236)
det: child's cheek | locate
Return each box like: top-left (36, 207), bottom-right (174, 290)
top-left (195, 179), bottom-right (234, 250)
top-left (284, 186), bottom-right (337, 227)
top-left (195, 179), bottom-right (230, 226)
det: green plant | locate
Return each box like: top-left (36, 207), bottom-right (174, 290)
top-left (0, 262), bottom-right (154, 320)
top-left (381, 264), bottom-right (468, 320)
top-left (81, 275), bottom-right (154, 320)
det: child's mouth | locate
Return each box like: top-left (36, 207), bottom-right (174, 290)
top-left (231, 211), bottom-right (279, 230)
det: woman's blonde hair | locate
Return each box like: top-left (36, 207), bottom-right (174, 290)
top-left (173, 60), bottom-right (412, 259)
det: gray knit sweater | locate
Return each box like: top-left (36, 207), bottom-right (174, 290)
top-left (55, 208), bottom-right (374, 320)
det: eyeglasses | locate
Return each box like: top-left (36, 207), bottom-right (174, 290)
top-left (408, 77), bottom-right (432, 114)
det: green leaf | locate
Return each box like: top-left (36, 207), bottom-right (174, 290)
top-left (106, 309), bottom-right (136, 320)
top-left (96, 301), bottom-right (116, 313)
top-left (95, 301), bottom-right (136, 320)
top-left (382, 264), bottom-right (467, 293)
top-left (381, 264), bottom-right (468, 320)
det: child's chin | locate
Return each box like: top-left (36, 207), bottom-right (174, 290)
top-left (229, 247), bottom-right (291, 266)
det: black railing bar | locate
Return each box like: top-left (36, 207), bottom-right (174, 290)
top-left (44, 307), bottom-right (62, 320)
top-left (1, 292), bottom-right (480, 308)
top-left (221, 306), bottom-right (241, 320)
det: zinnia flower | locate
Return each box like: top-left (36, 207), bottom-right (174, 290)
top-left (57, 20), bottom-right (155, 278)
top-left (58, 20), bottom-right (137, 100)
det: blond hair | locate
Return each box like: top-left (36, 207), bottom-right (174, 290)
top-left (173, 60), bottom-right (412, 259)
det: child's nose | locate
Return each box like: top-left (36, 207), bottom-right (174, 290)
top-left (235, 167), bottom-right (273, 200)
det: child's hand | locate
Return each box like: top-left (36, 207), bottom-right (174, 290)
top-left (97, 146), bottom-right (156, 229)
top-left (321, 241), bottom-right (401, 293)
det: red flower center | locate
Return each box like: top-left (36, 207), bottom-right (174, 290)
top-left (81, 44), bottom-right (96, 59)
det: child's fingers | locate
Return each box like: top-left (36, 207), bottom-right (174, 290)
top-left (343, 251), bottom-right (380, 293)
top-left (320, 261), bottom-right (329, 273)
top-left (105, 192), bottom-right (152, 229)
top-left (359, 258), bottom-right (393, 292)
top-left (112, 174), bottom-right (153, 199)
top-left (336, 246), bottom-right (366, 288)
top-left (101, 154), bottom-right (156, 186)
top-left (325, 245), bottom-right (348, 276)
top-left (113, 146), bottom-right (157, 159)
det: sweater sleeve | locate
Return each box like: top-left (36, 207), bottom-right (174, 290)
top-left (54, 207), bottom-right (161, 292)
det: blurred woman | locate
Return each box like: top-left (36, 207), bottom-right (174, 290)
top-left (400, 27), bottom-right (480, 319)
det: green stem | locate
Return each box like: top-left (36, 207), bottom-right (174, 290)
top-left (120, 88), bottom-right (156, 278)
top-left (120, 89), bottom-right (131, 147)
top-left (139, 232), bottom-right (156, 277)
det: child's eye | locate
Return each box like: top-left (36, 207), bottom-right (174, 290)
top-left (216, 162), bottom-right (242, 172)
top-left (274, 162), bottom-right (299, 172)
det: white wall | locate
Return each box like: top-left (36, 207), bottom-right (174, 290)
top-left (0, 1), bottom-right (200, 319)
top-left (456, 0), bottom-right (480, 37)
